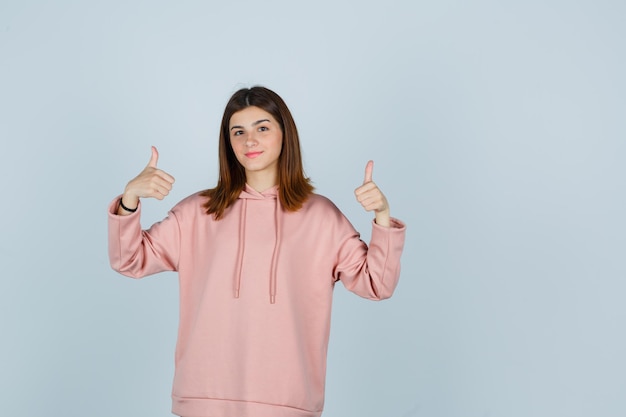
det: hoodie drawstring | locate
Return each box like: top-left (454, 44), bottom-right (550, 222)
top-left (234, 199), bottom-right (247, 299)
top-left (233, 186), bottom-right (282, 304)
top-left (269, 200), bottom-right (282, 304)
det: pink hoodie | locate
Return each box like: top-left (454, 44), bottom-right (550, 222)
top-left (108, 185), bottom-right (406, 417)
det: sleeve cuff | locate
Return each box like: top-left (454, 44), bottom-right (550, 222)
top-left (372, 217), bottom-right (406, 231)
top-left (108, 195), bottom-right (141, 217)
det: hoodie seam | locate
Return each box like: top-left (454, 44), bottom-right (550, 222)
top-left (171, 395), bottom-right (321, 412)
top-left (171, 209), bottom-right (182, 271)
top-left (379, 225), bottom-right (391, 296)
top-left (116, 215), bottom-right (122, 271)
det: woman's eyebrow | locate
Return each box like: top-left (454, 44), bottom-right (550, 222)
top-left (252, 119), bottom-right (270, 126)
top-left (230, 119), bottom-right (271, 131)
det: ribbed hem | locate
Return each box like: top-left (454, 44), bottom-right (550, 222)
top-left (172, 395), bottom-right (322, 417)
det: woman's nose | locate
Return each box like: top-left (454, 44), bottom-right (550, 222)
top-left (245, 133), bottom-right (258, 147)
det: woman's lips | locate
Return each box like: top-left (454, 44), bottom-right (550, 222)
top-left (245, 151), bottom-right (263, 158)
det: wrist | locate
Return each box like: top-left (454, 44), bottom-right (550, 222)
top-left (120, 194), bottom-right (139, 212)
top-left (374, 209), bottom-right (391, 227)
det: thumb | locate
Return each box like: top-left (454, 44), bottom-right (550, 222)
top-left (147, 146), bottom-right (159, 168)
top-left (363, 160), bottom-right (374, 184)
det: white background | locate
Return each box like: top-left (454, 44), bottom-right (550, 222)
top-left (1, 1), bottom-right (625, 416)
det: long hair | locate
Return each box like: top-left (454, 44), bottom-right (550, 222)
top-left (200, 86), bottom-right (314, 219)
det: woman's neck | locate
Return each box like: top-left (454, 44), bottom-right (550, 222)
top-left (245, 171), bottom-right (278, 193)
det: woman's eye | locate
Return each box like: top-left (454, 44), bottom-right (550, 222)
top-left (258, 126), bottom-right (268, 132)
top-left (233, 130), bottom-right (244, 136)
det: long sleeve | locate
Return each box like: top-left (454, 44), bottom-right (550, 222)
top-left (334, 217), bottom-right (406, 300)
top-left (108, 196), bottom-right (181, 278)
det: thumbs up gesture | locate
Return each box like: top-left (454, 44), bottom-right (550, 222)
top-left (118, 146), bottom-right (176, 215)
top-left (354, 160), bottom-right (391, 227)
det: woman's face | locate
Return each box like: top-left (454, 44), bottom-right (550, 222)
top-left (229, 106), bottom-right (283, 182)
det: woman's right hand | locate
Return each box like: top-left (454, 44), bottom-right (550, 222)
top-left (117, 146), bottom-right (176, 215)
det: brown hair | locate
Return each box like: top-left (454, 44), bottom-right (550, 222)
top-left (200, 86), bottom-right (314, 219)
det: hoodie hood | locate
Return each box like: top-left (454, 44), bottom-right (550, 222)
top-left (233, 184), bottom-right (282, 304)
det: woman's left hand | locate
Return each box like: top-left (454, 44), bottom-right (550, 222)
top-left (354, 160), bottom-right (391, 227)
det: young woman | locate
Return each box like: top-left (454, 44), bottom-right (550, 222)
top-left (108, 86), bottom-right (406, 417)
